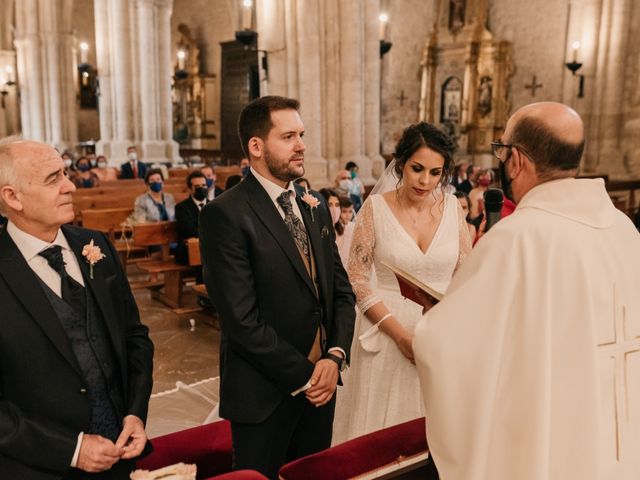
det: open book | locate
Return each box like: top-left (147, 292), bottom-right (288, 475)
top-left (381, 261), bottom-right (444, 306)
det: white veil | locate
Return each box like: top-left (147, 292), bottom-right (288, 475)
top-left (369, 159), bottom-right (402, 195)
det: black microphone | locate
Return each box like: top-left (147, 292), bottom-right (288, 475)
top-left (484, 188), bottom-right (504, 232)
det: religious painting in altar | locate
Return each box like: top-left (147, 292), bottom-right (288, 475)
top-left (419, 0), bottom-right (513, 165)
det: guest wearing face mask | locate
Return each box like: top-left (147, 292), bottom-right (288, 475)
top-left (61, 152), bottom-right (74, 174)
top-left (334, 170), bottom-right (353, 199)
top-left (200, 164), bottom-right (224, 201)
top-left (345, 161), bottom-right (365, 212)
top-left (175, 171), bottom-right (209, 266)
top-left (71, 156), bottom-right (101, 188)
top-left (93, 154), bottom-right (119, 182)
top-left (120, 146), bottom-right (148, 179)
top-left (133, 168), bottom-right (175, 223)
top-left (239, 157), bottom-right (251, 178)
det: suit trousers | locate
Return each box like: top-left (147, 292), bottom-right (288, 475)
top-left (231, 392), bottom-right (336, 480)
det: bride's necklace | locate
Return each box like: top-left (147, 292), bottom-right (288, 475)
top-left (400, 191), bottom-right (429, 228)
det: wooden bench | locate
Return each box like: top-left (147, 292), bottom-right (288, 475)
top-left (133, 221), bottom-right (193, 309)
top-left (606, 179), bottom-right (640, 217)
top-left (187, 237), bottom-right (209, 299)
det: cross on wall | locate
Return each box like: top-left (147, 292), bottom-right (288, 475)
top-left (525, 75), bottom-right (543, 96)
top-left (397, 90), bottom-right (407, 106)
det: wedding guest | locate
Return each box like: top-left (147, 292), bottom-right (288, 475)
top-left (453, 190), bottom-right (477, 241)
top-left (120, 146), bottom-right (147, 179)
top-left (201, 164), bottom-right (224, 201)
top-left (224, 174), bottom-right (242, 191)
top-left (72, 156), bottom-right (100, 189)
top-left (345, 161), bottom-right (365, 212)
top-left (332, 122), bottom-right (472, 445)
top-left (133, 169), bottom-right (175, 223)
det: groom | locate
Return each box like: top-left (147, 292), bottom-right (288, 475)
top-left (199, 96), bottom-right (355, 479)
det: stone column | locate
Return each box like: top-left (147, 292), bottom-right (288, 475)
top-left (339, 0), bottom-right (372, 179)
top-left (14, 0), bottom-right (77, 150)
top-left (294, 0), bottom-right (327, 183)
top-left (95, 0), bottom-right (178, 166)
top-left (364, 0), bottom-right (385, 179)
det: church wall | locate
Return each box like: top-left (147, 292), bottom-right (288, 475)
top-left (488, 0), bottom-right (569, 110)
top-left (171, 0), bottom-right (237, 151)
top-left (379, 0), bottom-right (436, 155)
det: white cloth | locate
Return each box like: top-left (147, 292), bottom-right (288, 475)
top-left (414, 178), bottom-right (640, 480)
top-left (332, 193), bottom-right (467, 445)
top-left (6, 221), bottom-right (85, 296)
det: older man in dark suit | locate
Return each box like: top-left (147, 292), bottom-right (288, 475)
top-left (200, 96), bottom-right (356, 479)
top-left (0, 137), bottom-right (154, 479)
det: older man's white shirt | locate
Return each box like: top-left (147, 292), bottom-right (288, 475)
top-left (414, 178), bottom-right (640, 480)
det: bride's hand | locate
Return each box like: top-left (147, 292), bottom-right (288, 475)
top-left (395, 334), bottom-right (415, 364)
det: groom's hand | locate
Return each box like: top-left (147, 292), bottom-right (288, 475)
top-left (305, 359), bottom-right (339, 407)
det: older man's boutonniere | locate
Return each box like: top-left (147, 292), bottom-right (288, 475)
top-left (82, 239), bottom-right (106, 279)
top-left (300, 187), bottom-right (320, 221)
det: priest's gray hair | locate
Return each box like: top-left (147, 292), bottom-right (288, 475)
top-left (0, 135), bottom-right (25, 214)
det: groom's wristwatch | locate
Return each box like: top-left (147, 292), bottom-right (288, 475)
top-left (324, 352), bottom-right (347, 372)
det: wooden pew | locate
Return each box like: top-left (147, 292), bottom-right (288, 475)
top-left (606, 179), bottom-right (640, 217)
top-left (133, 221), bottom-right (193, 309)
top-left (215, 166), bottom-right (241, 190)
top-left (187, 238), bottom-right (208, 299)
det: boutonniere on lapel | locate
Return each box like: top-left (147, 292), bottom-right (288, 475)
top-left (300, 187), bottom-right (320, 222)
top-left (82, 239), bottom-right (106, 279)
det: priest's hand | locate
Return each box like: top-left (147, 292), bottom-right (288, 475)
top-left (115, 415), bottom-right (147, 459)
top-left (396, 334), bottom-right (415, 364)
top-left (305, 359), bottom-right (339, 407)
top-left (76, 434), bottom-right (123, 472)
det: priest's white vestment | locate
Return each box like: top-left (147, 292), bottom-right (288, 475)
top-left (414, 178), bottom-right (640, 480)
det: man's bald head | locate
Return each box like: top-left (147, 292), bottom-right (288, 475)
top-left (504, 102), bottom-right (585, 178)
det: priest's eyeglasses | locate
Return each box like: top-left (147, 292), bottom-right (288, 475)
top-left (491, 142), bottom-right (513, 162)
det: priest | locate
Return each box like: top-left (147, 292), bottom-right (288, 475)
top-left (414, 102), bottom-right (640, 480)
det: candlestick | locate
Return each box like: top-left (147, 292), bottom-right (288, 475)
top-left (379, 13), bottom-right (388, 40)
top-left (571, 41), bottom-right (580, 63)
top-left (242, 0), bottom-right (252, 30)
top-left (177, 50), bottom-right (186, 70)
top-left (79, 42), bottom-right (89, 64)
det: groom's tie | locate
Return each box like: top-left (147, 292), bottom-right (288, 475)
top-left (39, 245), bottom-right (87, 313)
top-left (277, 191), bottom-right (310, 259)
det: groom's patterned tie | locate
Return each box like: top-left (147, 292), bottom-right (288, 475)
top-left (39, 245), bottom-right (86, 313)
top-left (277, 191), bottom-right (310, 259)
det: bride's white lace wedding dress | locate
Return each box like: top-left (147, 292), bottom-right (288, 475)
top-left (332, 192), bottom-right (471, 445)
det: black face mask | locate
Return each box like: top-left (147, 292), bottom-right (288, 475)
top-left (498, 157), bottom-right (514, 202)
top-left (193, 187), bottom-right (208, 201)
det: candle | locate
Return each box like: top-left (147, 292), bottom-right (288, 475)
top-left (79, 42), bottom-right (89, 64)
top-left (177, 50), bottom-right (186, 70)
top-left (571, 41), bottom-right (580, 63)
top-left (379, 13), bottom-right (388, 40)
top-left (5, 66), bottom-right (13, 84)
top-left (242, 0), bottom-right (252, 30)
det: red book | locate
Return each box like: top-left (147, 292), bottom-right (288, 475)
top-left (382, 261), bottom-right (443, 306)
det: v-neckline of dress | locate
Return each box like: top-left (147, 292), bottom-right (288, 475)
top-left (378, 194), bottom-right (448, 256)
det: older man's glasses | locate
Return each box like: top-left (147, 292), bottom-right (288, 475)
top-left (491, 142), bottom-right (514, 162)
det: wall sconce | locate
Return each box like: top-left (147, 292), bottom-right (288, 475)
top-left (77, 44), bottom-right (98, 109)
top-left (565, 41), bottom-right (584, 98)
top-left (379, 13), bottom-right (392, 58)
top-left (234, 29), bottom-right (269, 79)
top-left (0, 66), bottom-right (16, 109)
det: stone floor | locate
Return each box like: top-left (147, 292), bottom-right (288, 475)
top-left (132, 282), bottom-right (221, 436)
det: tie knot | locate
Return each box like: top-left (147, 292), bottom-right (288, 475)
top-left (277, 191), bottom-right (294, 213)
top-left (39, 245), bottom-right (68, 277)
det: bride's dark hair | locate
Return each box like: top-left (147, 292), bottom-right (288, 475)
top-left (392, 122), bottom-right (456, 189)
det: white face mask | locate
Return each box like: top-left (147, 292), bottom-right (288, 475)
top-left (128, 152), bottom-right (137, 161)
top-left (329, 205), bottom-right (341, 224)
top-left (339, 179), bottom-right (353, 191)
top-left (63, 159), bottom-right (72, 168)
top-left (97, 161), bottom-right (107, 168)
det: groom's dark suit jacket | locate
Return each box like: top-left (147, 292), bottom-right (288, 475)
top-left (0, 225), bottom-right (154, 479)
top-left (199, 172), bottom-right (356, 424)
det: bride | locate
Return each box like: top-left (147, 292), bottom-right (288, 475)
top-left (332, 122), bottom-right (472, 444)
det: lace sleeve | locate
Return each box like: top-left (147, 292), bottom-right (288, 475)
top-left (454, 198), bottom-right (473, 273)
top-left (346, 197), bottom-right (380, 312)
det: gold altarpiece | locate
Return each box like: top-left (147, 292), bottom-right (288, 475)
top-left (419, 0), bottom-right (514, 166)
top-left (172, 24), bottom-right (218, 150)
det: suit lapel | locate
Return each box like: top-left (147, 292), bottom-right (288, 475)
top-left (62, 226), bottom-right (124, 360)
top-left (0, 228), bottom-right (83, 377)
top-left (243, 174), bottom-right (317, 296)
top-left (295, 191), bottom-right (328, 300)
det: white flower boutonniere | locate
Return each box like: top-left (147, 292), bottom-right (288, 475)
top-left (301, 187), bottom-right (320, 221)
top-left (82, 239), bottom-right (106, 279)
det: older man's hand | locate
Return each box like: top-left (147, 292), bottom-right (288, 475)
top-left (76, 435), bottom-right (123, 472)
top-left (115, 415), bottom-right (148, 459)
